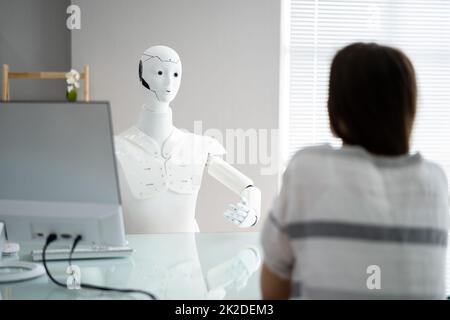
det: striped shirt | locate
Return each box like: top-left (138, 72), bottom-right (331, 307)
top-left (261, 144), bottom-right (450, 299)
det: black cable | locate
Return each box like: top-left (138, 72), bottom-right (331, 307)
top-left (68, 235), bottom-right (82, 267)
top-left (69, 235), bottom-right (157, 299)
top-left (42, 234), bottom-right (67, 288)
top-left (43, 234), bottom-right (157, 300)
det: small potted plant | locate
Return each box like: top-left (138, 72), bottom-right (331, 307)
top-left (65, 69), bottom-right (80, 102)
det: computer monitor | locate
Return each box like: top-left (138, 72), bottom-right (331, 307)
top-left (0, 101), bottom-right (126, 248)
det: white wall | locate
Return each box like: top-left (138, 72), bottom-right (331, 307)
top-left (71, 0), bottom-right (281, 232)
top-left (0, 0), bottom-right (71, 100)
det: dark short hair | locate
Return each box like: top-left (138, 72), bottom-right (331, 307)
top-left (328, 42), bottom-right (417, 156)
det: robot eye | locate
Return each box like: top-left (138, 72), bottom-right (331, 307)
top-left (174, 72), bottom-right (179, 78)
top-left (157, 71), bottom-right (163, 76)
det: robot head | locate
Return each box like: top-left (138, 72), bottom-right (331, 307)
top-left (139, 45), bottom-right (182, 103)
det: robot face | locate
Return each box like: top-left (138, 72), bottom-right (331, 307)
top-left (139, 46), bottom-right (182, 103)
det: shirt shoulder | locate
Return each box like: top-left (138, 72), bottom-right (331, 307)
top-left (422, 159), bottom-right (448, 182)
top-left (286, 144), bottom-right (335, 175)
top-left (417, 158), bottom-right (449, 197)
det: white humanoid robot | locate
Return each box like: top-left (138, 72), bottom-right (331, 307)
top-left (114, 45), bottom-right (261, 233)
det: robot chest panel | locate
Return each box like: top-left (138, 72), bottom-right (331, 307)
top-left (119, 153), bottom-right (206, 199)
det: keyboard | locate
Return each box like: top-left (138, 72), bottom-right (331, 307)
top-left (31, 245), bottom-right (134, 261)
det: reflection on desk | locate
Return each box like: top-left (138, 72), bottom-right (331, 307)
top-left (0, 232), bottom-right (262, 300)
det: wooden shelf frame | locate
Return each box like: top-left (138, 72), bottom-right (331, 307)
top-left (2, 64), bottom-right (90, 101)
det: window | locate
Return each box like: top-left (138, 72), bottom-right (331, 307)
top-left (282, 0), bottom-right (450, 295)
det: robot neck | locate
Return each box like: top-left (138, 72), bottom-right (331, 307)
top-left (137, 105), bottom-right (174, 146)
top-left (142, 91), bottom-right (170, 112)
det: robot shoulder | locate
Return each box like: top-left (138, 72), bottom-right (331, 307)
top-left (185, 132), bottom-right (226, 157)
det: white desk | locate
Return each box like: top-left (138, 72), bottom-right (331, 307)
top-left (0, 232), bottom-right (262, 300)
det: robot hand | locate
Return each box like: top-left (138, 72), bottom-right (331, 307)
top-left (223, 186), bottom-right (261, 228)
top-left (224, 198), bottom-right (257, 228)
top-left (207, 156), bottom-right (261, 229)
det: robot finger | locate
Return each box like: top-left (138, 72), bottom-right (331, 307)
top-left (224, 210), bottom-right (234, 219)
top-left (234, 215), bottom-right (248, 224)
top-left (240, 197), bottom-right (248, 205)
top-left (224, 210), bottom-right (243, 224)
top-left (235, 215), bottom-right (246, 223)
top-left (236, 202), bottom-right (250, 212)
top-left (233, 210), bottom-right (249, 218)
top-left (230, 212), bottom-right (246, 223)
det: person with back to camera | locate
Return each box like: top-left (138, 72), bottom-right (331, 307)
top-left (261, 42), bottom-right (450, 299)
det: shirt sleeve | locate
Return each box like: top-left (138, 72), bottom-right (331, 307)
top-left (260, 167), bottom-right (295, 279)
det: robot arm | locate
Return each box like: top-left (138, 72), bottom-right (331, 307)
top-left (207, 155), bottom-right (261, 228)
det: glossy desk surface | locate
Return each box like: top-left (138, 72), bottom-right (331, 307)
top-left (0, 232), bottom-right (262, 300)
